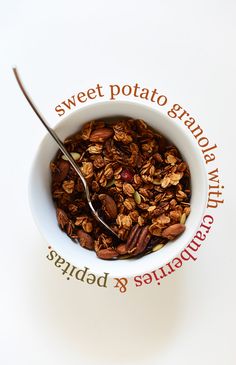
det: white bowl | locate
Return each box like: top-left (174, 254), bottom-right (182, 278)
top-left (29, 100), bottom-right (208, 278)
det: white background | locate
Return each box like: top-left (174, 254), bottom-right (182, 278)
top-left (0, 1), bottom-right (235, 364)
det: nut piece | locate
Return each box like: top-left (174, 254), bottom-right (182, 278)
top-left (77, 230), bottom-right (94, 250)
top-left (126, 224), bottom-right (141, 250)
top-left (89, 128), bottom-right (114, 142)
top-left (162, 224), bottom-right (186, 240)
top-left (62, 152), bottom-right (81, 161)
top-left (134, 226), bottom-right (151, 255)
top-left (119, 225), bottom-right (151, 257)
top-left (96, 248), bottom-right (118, 259)
top-left (116, 243), bottom-right (128, 255)
top-left (99, 194), bottom-right (118, 219)
top-left (52, 160), bottom-right (70, 182)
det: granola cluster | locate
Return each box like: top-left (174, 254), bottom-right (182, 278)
top-left (50, 118), bottom-right (191, 260)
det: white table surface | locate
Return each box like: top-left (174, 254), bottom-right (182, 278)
top-left (0, 1), bottom-right (235, 364)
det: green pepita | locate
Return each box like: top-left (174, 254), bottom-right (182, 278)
top-left (180, 213), bottom-right (186, 224)
top-left (106, 178), bottom-right (115, 187)
top-left (134, 191), bottom-right (141, 204)
top-left (152, 243), bottom-right (165, 252)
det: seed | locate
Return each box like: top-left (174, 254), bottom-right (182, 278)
top-left (134, 191), bottom-right (141, 204)
top-left (106, 178), bottom-right (115, 187)
top-left (180, 213), bottom-right (186, 224)
top-left (152, 243), bottom-right (165, 252)
top-left (133, 226), bottom-right (151, 256)
top-left (62, 152), bottom-right (81, 161)
top-left (77, 230), bottom-right (94, 250)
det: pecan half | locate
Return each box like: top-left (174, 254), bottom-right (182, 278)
top-left (116, 224), bottom-right (140, 255)
top-left (116, 225), bottom-right (151, 257)
top-left (99, 194), bottom-right (118, 219)
top-left (133, 226), bottom-right (151, 255)
top-left (126, 224), bottom-right (142, 251)
top-left (162, 223), bottom-right (185, 240)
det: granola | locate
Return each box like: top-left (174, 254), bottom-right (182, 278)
top-left (50, 118), bottom-right (191, 259)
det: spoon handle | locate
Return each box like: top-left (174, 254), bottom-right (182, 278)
top-left (13, 67), bottom-right (119, 239)
top-left (12, 67), bottom-right (89, 192)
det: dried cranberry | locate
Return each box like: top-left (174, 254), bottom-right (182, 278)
top-left (121, 169), bottom-right (134, 182)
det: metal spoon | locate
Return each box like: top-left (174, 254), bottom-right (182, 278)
top-left (13, 67), bottom-right (120, 239)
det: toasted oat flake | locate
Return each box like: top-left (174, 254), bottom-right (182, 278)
top-left (166, 154), bottom-right (177, 165)
top-left (147, 205), bottom-right (156, 212)
top-left (81, 162), bottom-right (93, 179)
top-left (62, 180), bottom-right (75, 194)
top-left (87, 144), bottom-right (103, 154)
top-left (123, 183), bottom-right (135, 196)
